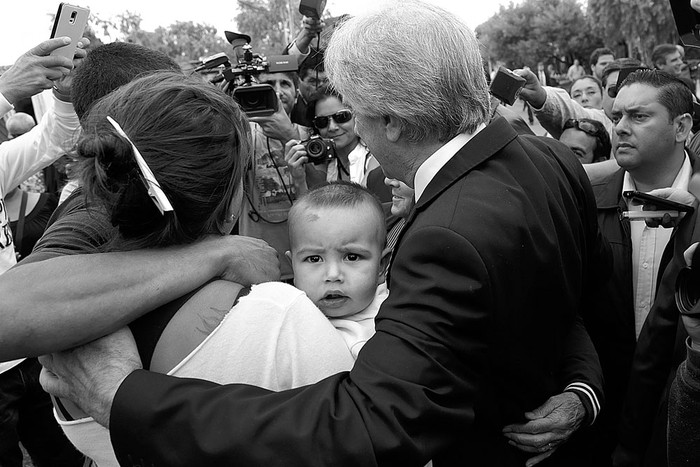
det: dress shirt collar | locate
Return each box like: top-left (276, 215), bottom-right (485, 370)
top-left (621, 151), bottom-right (692, 198)
top-left (414, 124), bottom-right (486, 202)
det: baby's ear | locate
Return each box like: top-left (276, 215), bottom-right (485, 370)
top-left (284, 250), bottom-right (292, 262)
top-left (377, 247), bottom-right (392, 283)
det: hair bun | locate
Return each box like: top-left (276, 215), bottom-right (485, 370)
top-left (77, 131), bottom-right (136, 178)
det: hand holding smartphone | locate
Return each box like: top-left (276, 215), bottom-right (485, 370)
top-left (622, 190), bottom-right (695, 227)
top-left (50, 3), bottom-right (90, 60)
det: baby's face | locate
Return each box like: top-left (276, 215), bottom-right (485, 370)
top-left (289, 206), bottom-right (385, 318)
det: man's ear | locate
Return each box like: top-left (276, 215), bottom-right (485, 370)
top-left (383, 115), bottom-right (402, 143)
top-left (675, 113), bottom-right (693, 143)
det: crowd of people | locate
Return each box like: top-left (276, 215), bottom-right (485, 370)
top-left (2, 1), bottom-right (700, 466)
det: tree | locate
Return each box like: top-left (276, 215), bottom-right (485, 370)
top-left (587, 0), bottom-right (678, 65)
top-left (140, 22), bottom-right (230, 62)
top-left (476, 0), bottom-right (604, 72)
top-left (86, 11), bottom-right (230, 67)
top-left (236, 0), bottom-right (304, 57)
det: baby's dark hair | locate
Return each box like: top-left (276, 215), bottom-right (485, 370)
top-left (77, 71), bottom-right (251, 250)
top-left (289, 181), bottom-right (387, 247)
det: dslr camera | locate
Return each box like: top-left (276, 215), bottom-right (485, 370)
top-left (195, 34), bottom-right (298, 117)
top-left (300, 135), bottom-right (335, 164)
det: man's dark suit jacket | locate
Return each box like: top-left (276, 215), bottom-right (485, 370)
top-left (617, 154), bottom-right (700, 467)
top-left (110, 117), bottom-right (608, 467)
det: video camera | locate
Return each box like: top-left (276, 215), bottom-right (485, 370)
top-left (195, 34), bottom-right (298, 117)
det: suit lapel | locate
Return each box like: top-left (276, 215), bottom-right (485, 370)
top-left (387, 118), bottom-right (518, 283)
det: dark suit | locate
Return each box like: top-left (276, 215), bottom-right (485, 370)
top-left (584, 170), bottom-right (638, 466)
top-left (110, 118), bottom-right (607, 467)
top-left (617, 156), bottom-right (700, 467)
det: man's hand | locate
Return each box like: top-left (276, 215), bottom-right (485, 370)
top-left (513, 68), bottom-right (548, 109)
top-left (249, 98), bottom-right (298, 143)
top-left (0, 37), bottom-right (85, 105)
top-left (53, 37), bottom-right (90, 100)
top-left (637, 187), bottom-right (695, 228)
top-left (692, 0), bottom-right (700, 14)
top-left (39, 327), bottom-right (142, 428)
top-left (294, 16), bottom-right (325, 54)
top-left (502, 392), bottom-right (585, 466)
top-left (207, 235), bottom-right (281, 285)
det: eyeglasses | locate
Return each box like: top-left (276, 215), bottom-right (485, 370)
top-left (606, 85), bottom-right (618, 99)
top-left (563, 119), bottom-right (603, 137)
top-left (313, 109), bottom-right (353, 129)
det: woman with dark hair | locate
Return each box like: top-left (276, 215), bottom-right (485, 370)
top-left (284, 89), bottom-right (382, 196)
top-left (19, 71), bottom-right (355, 466)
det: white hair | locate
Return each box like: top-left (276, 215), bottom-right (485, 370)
top-left (325, 0), bottom-right (490, 143)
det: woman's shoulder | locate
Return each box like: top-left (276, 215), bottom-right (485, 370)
top-left (149, 280), bottom-right (246, 373)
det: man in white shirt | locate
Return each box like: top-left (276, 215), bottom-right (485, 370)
top-left (0, 36), bottom-right (86, 274)
top-left (0, 36), bottom-right (86, 467)
top-left (587, 69), bottom-right (695, 466)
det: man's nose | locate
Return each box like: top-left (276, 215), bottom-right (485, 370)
top-left (327, 118), bottom-right (339, 131)
top-left (614, 116), bottom-right (629, 135)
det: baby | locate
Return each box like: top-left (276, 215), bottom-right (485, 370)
top-left (284, 180), bottom-right (390, 357)
top-left (54, 181), bottom-right (391, 467)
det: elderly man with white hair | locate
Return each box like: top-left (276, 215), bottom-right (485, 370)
top-left (37, 1), bottom-right (608, 466)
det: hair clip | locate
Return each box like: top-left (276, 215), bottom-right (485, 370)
top-left (106, 116), bottom-right (174, 215)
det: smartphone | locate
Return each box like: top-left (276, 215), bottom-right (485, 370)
top-left (623, 190), bottom-right (695, 213)
top-left (670, 0), bottom-right (700, 48)
top-left (50, 3), bottom-right (90, 60)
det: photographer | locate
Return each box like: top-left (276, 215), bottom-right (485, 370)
top-left (284, 89), bottom-right (380, 197)
top-left (239, 70), bottom-right (325, 281)
top-left (669, 242), bottom-right (700, 466)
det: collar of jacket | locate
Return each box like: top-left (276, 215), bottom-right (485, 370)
top-left (409, 117), bottom-right (517, 223)
top-left (386, 118), bottom-right (517, 282)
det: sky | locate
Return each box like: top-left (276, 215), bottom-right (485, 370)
top-left (1, 0), bottom-right (516, 65)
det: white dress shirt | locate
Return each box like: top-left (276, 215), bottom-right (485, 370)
top-left (414, 125), bottom-right (485, 202)
top-left (623, 155), bottom-right (692, 338)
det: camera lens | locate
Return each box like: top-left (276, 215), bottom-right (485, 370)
top-left (306, 139), bottom-right (325, 157)
top-left (676, 266), bottom-right (700, 314)
top-left (241, 94), bottom-right (262, 108)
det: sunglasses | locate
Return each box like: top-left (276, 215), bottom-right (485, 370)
top-left (607, 67), bottom-right (649, 98)
top-left (563, 119), bottom-right (603, 137)
top-left (313, 109), bottom-right (353, 129)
